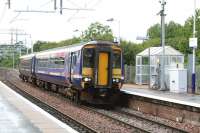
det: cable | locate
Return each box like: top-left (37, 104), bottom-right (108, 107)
top-left (67, 10), bottom-right (79, 22)
top-left (9, 12), bottom-right (21, 24)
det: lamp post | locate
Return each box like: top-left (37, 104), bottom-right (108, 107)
top-left (158, 0), bottom-right (166, 90)
top-left (191, 0), bottom-right (197, 93)
top-left (106, 18), bottom-right (120, 44)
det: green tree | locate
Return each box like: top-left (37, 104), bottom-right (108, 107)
top-left (120, 40), bottom-right (144, 65)
top-left (33, 22), bottom-right (114, 52)
top-left (147, 23), bottom-right (160, 39)
top-left (33, 37), bottom-right (81, 52)
top-left (82, 22), bottom-right (114, 42)
top-left (166, 21), bottom-right (184, 38)
top-left (33, 41), bottom-right (47, 52)
top-left (143, 9), bottom-right (200, 64)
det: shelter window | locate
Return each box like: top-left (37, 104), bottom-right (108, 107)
top-left (177, 56), bottom-right (183, 63)
top-left (142, 57), bottom-right (149, 65)
top-left (83, 48), bottom-right (94, 68)
top-left (171, 56), bottom-right (177, 63)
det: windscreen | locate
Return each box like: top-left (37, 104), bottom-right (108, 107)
top-left (113, 51), bottom-right (121, 68)
top-left (83, 48), bottom-right (94, 68)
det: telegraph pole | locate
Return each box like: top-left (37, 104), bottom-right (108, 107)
top-left (159, 0), bottom-right (166, 90)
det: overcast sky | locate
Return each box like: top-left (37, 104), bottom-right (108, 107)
top-left (0, 0), bottom-right (199, 47)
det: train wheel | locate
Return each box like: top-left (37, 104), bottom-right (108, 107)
top-left (44, 82), bottom-right (51, 91)
top-left (47, 83), bottom-right (51, 91)
top-left (36, 80), bottom-right (40, 87)
top-left (42, 81), bottom-right (45, 90)
top-left (55, 85), bottom-right (59, 93)
top-left (23, 76), bottom-right (26, 82)
top-left (32, 78), bottom-right (37, 86)
top-left (74, 91), bottom-right (81, 105)
top-left (22, 76), bottom-right (25, 81)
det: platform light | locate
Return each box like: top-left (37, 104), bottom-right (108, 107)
top-left (106, 18), bottom-right (120, 45)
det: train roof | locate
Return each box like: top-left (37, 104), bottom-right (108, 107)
top-left (20, 53), bottom-right (35, 60)
top-left (36, 41), bottom-right (116, 52)
top-left (35, 41), bottom-right (117, 57)
top-left (20, 41), bottom-right (118, 59)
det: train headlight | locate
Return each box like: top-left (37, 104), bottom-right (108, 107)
top-left (83, 77), bottom-right (92, 82)
top-left (116, 78), bottom-right (119, 83)
top-left (112, 78), bottom-right (120, 83)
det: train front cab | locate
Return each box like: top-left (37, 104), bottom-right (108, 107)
top-left (81, 43), bottom-right (123, 104)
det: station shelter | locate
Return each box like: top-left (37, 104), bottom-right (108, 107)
top-left (135, 46), bottom-right (184, 88)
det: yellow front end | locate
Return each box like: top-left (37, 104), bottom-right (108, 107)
top-left (81, 68), bottom-right (93, 88)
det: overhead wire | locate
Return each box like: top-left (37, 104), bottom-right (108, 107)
top-left (9, 12), bottom-right (21, 23)
top-left (67, 10), bottom-right (80, 22)
top-left (65, 0), bottom-right (95, 22)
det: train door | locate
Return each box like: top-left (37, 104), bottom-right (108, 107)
top-left (97, 52), bottom-right (109, 86)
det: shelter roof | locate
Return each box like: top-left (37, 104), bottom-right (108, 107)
top-left (137, 46), bottom-right (183, 56)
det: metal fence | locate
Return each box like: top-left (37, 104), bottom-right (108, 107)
top-left (124, 65), bottom-right (135, 84)
top-left (187, 54), bottom-right (200, 93)
top-left (196, 66), bottom-right (200, 93)
top-left (124, 64), bottom-right (200, 93)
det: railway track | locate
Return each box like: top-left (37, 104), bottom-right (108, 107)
top-left (3, 70), bottom-right (137, 133)
top-left (78, 105), bottom-right (148, 133)
top-left (111, 108), bottom-right (186, 133)
top-left (7, 81), bottom-right (185, 133)
top-left (2, 69), bottom-right (188, 133)
top-left (6, 79), bottom-right (147, 133)
top-left (79, 105), bottom-right (186, 133)
top-left (5, 80), bottom-right (98, 133)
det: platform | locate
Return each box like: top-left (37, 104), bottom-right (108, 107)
top-left (0, 81), bottom-right (78, 133)
top-left (122, 84), bottom-right (200, 108)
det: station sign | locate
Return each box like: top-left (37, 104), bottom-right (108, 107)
top-left (189, 38), bottom-right (197, 48)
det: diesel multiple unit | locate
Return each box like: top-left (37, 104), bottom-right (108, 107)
top-left (19, 41), bottom-right (124, 104)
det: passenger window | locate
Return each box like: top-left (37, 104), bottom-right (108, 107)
top-left (50, 56), bottom-right (64, 68)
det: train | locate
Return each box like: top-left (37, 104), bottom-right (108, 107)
top-left (19, 41), bottom-right (124, 104)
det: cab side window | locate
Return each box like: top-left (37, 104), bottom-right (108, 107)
top-left (71, 51), bottom-right (79, 67)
